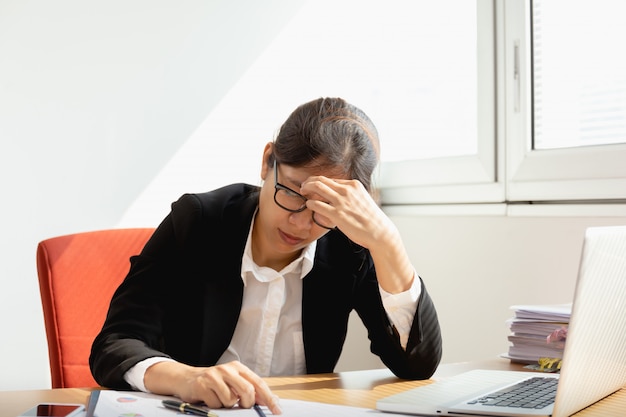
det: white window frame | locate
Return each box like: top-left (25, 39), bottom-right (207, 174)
top-left (379, 0), bottom-right (504, 205)
top-left (505, 0), bottom-right (626, 202)
top-left (380, 0), bottom-right (626, 207)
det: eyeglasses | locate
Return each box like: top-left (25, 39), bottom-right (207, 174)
top-left (273, 160), bottom-right (336, 230)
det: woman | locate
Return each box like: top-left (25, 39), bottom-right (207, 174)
top-left (90, 97), bottom-right (442, 415)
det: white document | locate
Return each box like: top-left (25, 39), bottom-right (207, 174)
top-left (91, 390), bottom-right (382, 417)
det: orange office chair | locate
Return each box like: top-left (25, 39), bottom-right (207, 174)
top-left (36, 228), bottom-right (154, 388)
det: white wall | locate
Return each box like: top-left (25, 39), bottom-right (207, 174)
top-left (0, 0), bottom-right (306, 390)
top-left (388, 211), bottom-right (626, 364)
top-left (2, 0), bottom-right (625, 392)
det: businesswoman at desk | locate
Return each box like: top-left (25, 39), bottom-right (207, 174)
top-left (90, 97), bottom-right (442, 415)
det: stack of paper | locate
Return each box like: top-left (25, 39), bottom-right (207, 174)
top-left (502, 303), bottom-right (571, 364)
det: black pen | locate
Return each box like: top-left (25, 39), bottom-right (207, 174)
top-left (253, 404), bottom-right (268, 417)
top-left (162, 399), bottom-right (219, 417)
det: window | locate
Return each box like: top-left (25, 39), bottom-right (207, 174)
top-left (505, 0), bottom-right (626, 202)
top-left (378, 0), bottom-right (500, 205)
top-left (382, 0), bottom-right (626, 206)
top-left (532, 0), bottom-right (626, 150)
top-left (174, 0), bottom-right (626, 207)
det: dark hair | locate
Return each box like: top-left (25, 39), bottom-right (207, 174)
top-left (270, 97), bottom-right (380, 192)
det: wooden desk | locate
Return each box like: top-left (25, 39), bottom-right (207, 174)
top-left (1, 360), bottom-right (624, 417)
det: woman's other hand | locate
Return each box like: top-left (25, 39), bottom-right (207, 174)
top-left (144, 360), bottom-right (282, 415)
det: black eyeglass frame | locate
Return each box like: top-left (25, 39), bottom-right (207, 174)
top-left (272, 160), bottom-right (335, 230)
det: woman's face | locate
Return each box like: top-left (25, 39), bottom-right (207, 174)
top-left (253, 145), bottom-right (346, 267)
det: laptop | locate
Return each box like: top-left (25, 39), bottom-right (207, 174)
top-left (377, 225), bottom-right (626, 417)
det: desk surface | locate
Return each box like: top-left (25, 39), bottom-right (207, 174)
top-left (1, 359), bottom-right (624, 417)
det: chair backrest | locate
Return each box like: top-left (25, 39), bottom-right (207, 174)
top-left (36, 228), bottom-right (154, 388)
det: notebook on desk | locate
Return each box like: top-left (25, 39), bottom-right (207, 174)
top-left (377, 225), bottom-right (626, 417)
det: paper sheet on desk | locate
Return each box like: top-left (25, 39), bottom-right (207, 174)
top-left (220, 400), bottom-right (381, 416)
top-left (90, 390), bottom-right (382, 417)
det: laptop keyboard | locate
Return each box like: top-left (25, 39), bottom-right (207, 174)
top-left (466, 376), bottom-right (558, 409)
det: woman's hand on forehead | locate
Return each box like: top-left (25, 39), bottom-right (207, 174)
top-left (300, 175), bottom-right (348, 201)
top-left (301, 176), bottom-right (391, 249)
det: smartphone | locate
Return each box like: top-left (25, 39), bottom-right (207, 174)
top-left (19, 403), bottom-right (84, 417)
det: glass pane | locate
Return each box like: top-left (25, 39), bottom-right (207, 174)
top-left (532, 0), bottom-right (626, 150)
top-left (352, 1), bottom-right (479, 162)
top-left (221, 0), bottom-right (479, 163)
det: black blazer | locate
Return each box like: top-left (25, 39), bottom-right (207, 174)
top-left (90, 184), bottom-right (442, 388)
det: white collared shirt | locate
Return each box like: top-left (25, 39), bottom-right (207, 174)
top-left (124, 216), bottom-right (420, 390)
top-left (215, 224), bottom-right (315, 376)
